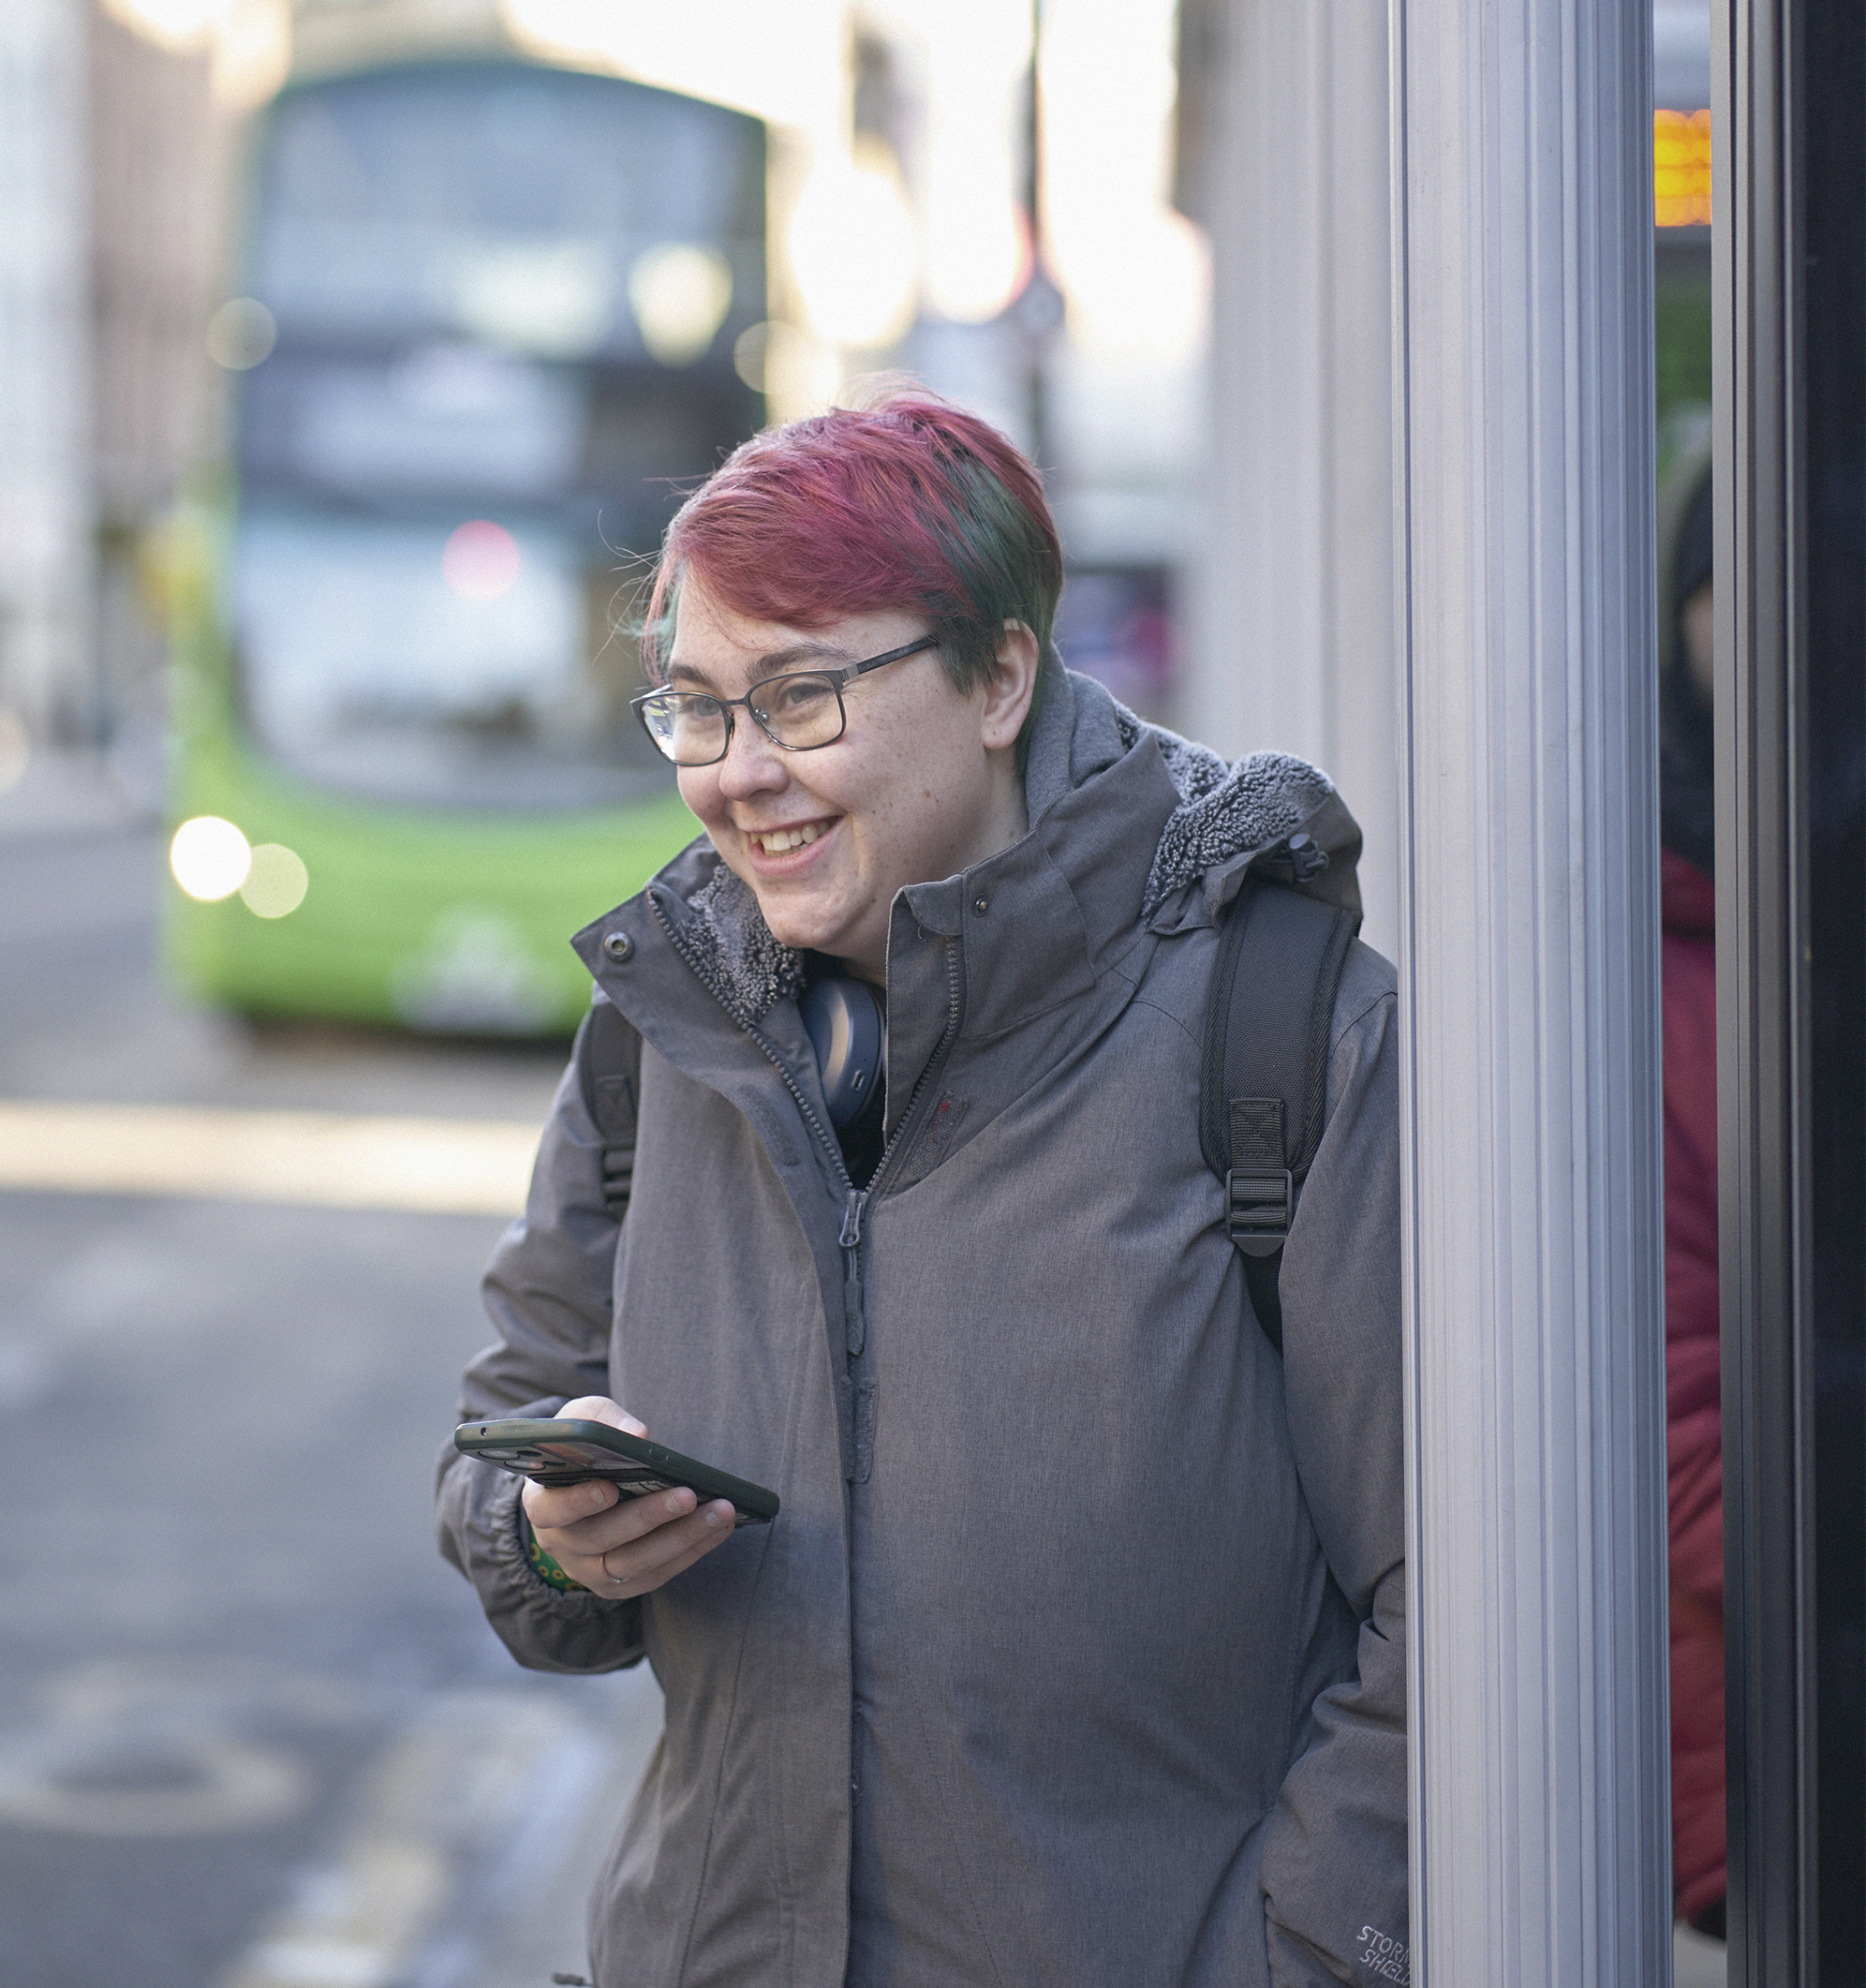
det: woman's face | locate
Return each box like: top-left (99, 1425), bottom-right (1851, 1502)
top-left (668, 573), bottom-right (1036, 983)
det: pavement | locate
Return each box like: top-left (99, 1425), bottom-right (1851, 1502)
top-left (0, 749), bottom-right (661, 1988)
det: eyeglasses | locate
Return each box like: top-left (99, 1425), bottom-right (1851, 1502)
top-left (631, 634), bottom-right (941, 767)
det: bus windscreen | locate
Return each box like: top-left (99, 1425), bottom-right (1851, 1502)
top-left (227, 62), bottom-right (764, 810)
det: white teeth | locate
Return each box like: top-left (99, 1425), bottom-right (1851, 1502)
top-left (754, 823), bottom-right (824, 853)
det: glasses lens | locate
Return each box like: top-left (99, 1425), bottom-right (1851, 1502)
top-left (751, 674), bottom-right (843, 749)
top-left (640, 692), bottom-right (727, 764)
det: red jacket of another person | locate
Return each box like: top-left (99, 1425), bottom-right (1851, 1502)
top-left (1664, 846), bottom-right (1725, 1923)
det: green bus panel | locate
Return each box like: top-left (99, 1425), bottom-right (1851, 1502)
top-left (163, 725), bottom-right (697, 1037)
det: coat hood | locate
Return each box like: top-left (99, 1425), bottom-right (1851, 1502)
top-left (588, 660), bottom-right (1362, 1030)
top-left (1022, 654), bottom-right (1362, 922)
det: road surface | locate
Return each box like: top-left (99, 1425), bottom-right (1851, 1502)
top-left (0, 754), bottom-right (659, 1988)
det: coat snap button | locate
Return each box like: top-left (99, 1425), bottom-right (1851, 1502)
top-left (602, 929), bottom-right (634, 963)
top-left (971, 895), bottom-right (989, 915)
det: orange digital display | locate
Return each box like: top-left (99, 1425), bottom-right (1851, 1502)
top-left (1656, 109), bottom-right (1712, 228)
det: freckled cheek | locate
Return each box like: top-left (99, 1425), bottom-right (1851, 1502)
top-left (676, 770), bottom-right (723, 827)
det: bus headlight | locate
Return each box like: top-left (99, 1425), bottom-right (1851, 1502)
top-left (170, 817), bottom-right (252, 901)
top-left (239, 845), bottom-right (310, 920)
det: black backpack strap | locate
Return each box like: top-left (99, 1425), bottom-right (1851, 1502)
top-left (1199, 880), bottom-right (1358, 1351)
top-left (578, 992), bottom-right (644, 1214)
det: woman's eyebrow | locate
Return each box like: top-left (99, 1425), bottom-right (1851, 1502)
top-left (759, 640), bottom-right (856, 670)
top-left (667, 639), bottom-right (855, 688)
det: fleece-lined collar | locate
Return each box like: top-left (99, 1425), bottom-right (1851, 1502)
top-left (585, 662), bottom-right (1361, 1030)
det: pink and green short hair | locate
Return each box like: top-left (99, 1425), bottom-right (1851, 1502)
top-left (640, 393), bottom-right (1062, 723)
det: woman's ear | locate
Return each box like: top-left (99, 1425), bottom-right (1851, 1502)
top-left (980, 619), bottom-right (1041, 753)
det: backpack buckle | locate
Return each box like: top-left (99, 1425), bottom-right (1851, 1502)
top-left (1225, 1166), bottom-right (1294, 1240)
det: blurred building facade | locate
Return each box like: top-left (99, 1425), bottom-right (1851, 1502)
top-left (0, 0), bottom-right (226, 764)
top-left (0, 0), bottom-right (94, 753)
top-left (89, 8), bottom-right (230, 769)
top-left (2, 0), bottom-right (1207, 775)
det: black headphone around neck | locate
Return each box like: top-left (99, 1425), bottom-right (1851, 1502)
top-left (801, 976), bottom-right (887, 1135)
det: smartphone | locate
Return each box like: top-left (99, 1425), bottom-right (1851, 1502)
top-left (454, 1417), bottom-right (779, 1527)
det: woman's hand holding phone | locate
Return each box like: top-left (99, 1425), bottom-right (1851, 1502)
top-left (522, 1397), bottom-right (738, 1599)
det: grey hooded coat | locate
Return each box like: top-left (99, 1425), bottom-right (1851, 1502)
top-left (437, 663), bottom-right (1408, 1988)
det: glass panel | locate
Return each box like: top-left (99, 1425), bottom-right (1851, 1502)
top-left (248, 66), bottom-right (761, 359)
top-left (233, 506), bottom-right (665, 810)
top-left (250, 348), bottom-right (587, 498)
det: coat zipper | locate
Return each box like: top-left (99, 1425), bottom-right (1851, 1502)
top-left (644, 892), bottom-right (965, 1361)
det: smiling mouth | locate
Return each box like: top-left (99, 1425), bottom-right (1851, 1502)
top-left (749, 821), bottom-right (830, 854)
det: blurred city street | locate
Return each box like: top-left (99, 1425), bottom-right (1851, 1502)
top-left (0, 2), bottom-right (1211, 1977)
top-left (1, 0), bottom-right (1810, 1981)
top-left (0, 757), bottom-right (658, 1988)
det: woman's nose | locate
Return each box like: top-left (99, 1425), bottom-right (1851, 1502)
top-left (713, 712), bottom-right (789, 798)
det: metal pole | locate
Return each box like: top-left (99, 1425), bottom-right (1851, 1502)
top-left (1390, 0), bottom-right (1672, 1978)
top-left (1018, 0), bottom-right (1058, 476)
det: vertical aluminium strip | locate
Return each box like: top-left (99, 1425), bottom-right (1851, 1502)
top-left (1713, 0), bottom-right (1820, 1978)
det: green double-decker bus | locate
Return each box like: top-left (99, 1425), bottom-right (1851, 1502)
top-left (166, 56), bottom-right (763, 1033)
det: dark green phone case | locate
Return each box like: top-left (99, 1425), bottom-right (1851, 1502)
top-left (454, 1417), bottom-right (779, 1526)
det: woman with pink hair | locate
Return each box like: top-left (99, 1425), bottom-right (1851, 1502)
top-left (438, 392), bottom-right (1407, 1988)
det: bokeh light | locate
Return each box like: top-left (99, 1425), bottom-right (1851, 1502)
top-left (732, 320), bottom-right (839, 407)
top-left (786, 143), bottom-right (919, 349)
top-left (498, 0), bottom-right (847, 133)
top-left (105, 0), bottom-right (290, 107)
top-left (239, 844), bottom-right (310, 919)
top-left (100, 0), bottom-right (222, 47)
top-left (452, 245), bottom-right (615, 358)
top-left (440, 522), bottom-right (523, 602)
top-left (629, 244), bottom-right (734, 366)
top-left (209, 0), bottom-right (291, 109)
top-left (909, 0), bottom-right (1032, 323)
top-left (170, 817), bottom-right (253, 901)
top-left (1041, 0), bottom-right (1209, 364)
top-left (207, 298), bottom-right (277, 370)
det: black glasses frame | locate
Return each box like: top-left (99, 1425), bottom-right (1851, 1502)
top-left (630, 634), bottom-right (941, 767)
